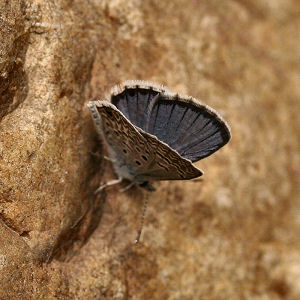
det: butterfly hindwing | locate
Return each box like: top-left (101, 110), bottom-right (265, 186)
top-left (90, 102), bottom-right (154, 177)
top-left (88, 101), bottom-right (203, 182)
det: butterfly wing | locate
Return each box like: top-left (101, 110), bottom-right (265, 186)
top-left (87, 101), bottom-right (202, 182)
top-left (109, 81), bottom-right (231, 163)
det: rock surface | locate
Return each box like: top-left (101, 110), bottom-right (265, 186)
top-left (0, 0), bottom-right (299, 299)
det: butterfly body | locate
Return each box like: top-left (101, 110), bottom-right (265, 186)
top-left (88, 81), bottom-right (231, 190)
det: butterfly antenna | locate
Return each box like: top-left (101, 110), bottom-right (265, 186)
top-left (135, 193), bottom-right (149, 243)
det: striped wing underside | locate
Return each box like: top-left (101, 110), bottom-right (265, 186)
top-left (92, 102), bottom-right (203, 181)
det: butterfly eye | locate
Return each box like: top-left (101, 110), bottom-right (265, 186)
top-left (135, 160), bottom-right (141, 165)
top-left (141, 155), bottom-right (148, 161)
top-left (123, 149), bottom-right (127, 154)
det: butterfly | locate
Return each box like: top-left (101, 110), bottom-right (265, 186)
top-left (87, 80), bottom-right (231, 192)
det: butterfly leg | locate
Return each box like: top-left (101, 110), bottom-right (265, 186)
top-left (119, 181), bottom-right (136, 192)
top-left (103, 155), bottom-right (117, 162)
top-left (95, 177), bottom-right (123, 194)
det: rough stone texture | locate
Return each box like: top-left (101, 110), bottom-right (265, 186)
top-left (0, 0), bottom-right (299, 299)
